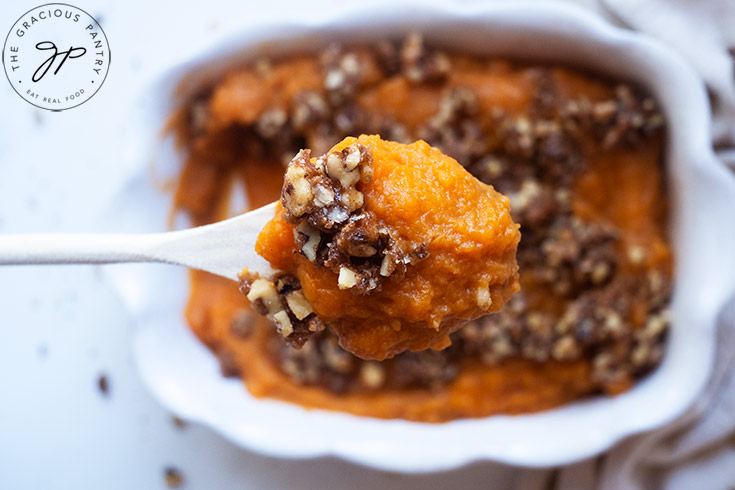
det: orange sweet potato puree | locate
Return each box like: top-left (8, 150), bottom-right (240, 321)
top-left (186, 269), bottom-right (593, 421)
top-left (174, 57), bottom-right (669, 422)
top-left (256, 135), bottom-right (520, 360)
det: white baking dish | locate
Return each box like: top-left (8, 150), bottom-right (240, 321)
top-left (107, 1), bottom-right (735, 472)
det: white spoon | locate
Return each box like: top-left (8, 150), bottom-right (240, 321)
top-left (0, 202), bottom-right (278, 281)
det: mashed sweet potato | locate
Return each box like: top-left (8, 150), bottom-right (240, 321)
top-left (172, 34), bottom-right (671, 422)
top-left (246, 135), bottom-right (520, 360)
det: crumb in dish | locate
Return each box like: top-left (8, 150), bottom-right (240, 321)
top-left (171, 33), bottom-right (670, 422)
top-left (240, 134), bottom-right (520, 360)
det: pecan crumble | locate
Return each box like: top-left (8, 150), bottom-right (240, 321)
top-left (281, 142), bottom-right (428, 295)
top-left (238, 269), bottom-right (325, 348)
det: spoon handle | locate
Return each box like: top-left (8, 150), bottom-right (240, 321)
top-left (0, 232), bottom-right (167, 265)
top-left (0, 202), bottom-right (277, 280)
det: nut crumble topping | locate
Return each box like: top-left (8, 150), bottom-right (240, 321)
top-left (281, 142), bottom-right (428, 295)
top-left (238, 269), bottom-right (325, 348)
top-left (400, 32), bottom-right (451, 84)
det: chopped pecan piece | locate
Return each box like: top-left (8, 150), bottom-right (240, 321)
top-left (400, 32), bottom-right (450, 83)
top-left (238, 269), bottom-right (325, 348)
top-left (281, 142), bottom-right (428, 295)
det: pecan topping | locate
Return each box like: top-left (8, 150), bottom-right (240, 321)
top-left (281, 142), bottom-right (428, 294)
top-left (400, 32), bottom-right (451, 83)
top-left (238, 269), bottom-right (325, 348)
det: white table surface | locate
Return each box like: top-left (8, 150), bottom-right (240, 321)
top-left (0, 0), bottom-right (600, 488)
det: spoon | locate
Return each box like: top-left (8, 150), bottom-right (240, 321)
top-left (0, 202), bottom-right (277, 280)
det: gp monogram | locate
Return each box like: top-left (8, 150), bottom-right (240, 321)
top-left (2, 3), bottom-right (110, 111)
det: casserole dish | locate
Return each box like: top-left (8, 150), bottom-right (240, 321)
top-left (107, 1), bottom-right (735, 471)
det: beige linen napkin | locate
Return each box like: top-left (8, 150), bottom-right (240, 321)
top-left (518, 1), bottom-right (735, 488)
